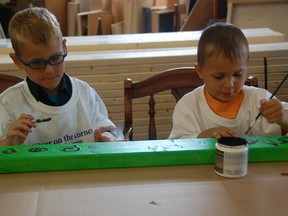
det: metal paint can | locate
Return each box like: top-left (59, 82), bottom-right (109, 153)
top-left (214, 137), bottom-right (248, 178)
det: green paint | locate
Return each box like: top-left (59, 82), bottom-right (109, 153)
top-left (0, 136), bottom-right (287, 174)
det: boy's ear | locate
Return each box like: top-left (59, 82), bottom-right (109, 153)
top-left (194, 64), bottom-right (204, 79)
top-left (9, 53), bottom-right (24, 69)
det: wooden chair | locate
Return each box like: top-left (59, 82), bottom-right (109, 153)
top-left (124, 67), bottom-right (260, 141)
top-left (0, 74), bottom-right (24, 94)
top-left (124, 67), bottom-right (202, 140)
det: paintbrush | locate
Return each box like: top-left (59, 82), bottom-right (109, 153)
top-left (35, 118), bottom-right (52, 123)
top-left (245, 73), bottom-right (288, 135)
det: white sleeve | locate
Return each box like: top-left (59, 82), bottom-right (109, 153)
top-left (0, 102), bottom-right (10, 140)
top-left (89, 87), bottom-right (118, 139)
top-left (169, 93), bottom-right (201, 139)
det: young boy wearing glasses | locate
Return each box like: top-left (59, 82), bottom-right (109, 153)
top-left (0, 7), bottom-right (119, 146)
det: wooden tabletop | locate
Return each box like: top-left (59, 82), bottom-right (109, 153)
top-left (0, 136), bottom-right (288, 215)
top-left (0, 161), bottom-right (287, 216)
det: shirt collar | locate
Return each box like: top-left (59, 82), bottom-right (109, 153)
top-left (26, 73), bottom-right (72, 105)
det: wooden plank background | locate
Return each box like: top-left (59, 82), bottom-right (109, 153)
top-left (0, 28), bottom-right (284, 54)
top-left (0, 30), bottom-right (287, 140)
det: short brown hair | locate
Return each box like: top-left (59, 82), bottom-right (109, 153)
top-left (8, 7), bottom-right (62, 56)
top-left (197, 22), bottom-right (249, 67)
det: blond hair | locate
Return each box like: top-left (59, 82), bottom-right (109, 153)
top-left (197, 22), bottom-right (249, 67)
top-left (8, 7), bottom-right (62, 56)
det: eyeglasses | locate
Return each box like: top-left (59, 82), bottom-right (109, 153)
top-left (17, 43), bottom-right (67, 70)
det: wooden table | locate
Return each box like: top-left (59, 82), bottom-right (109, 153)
top-left (0, 136), bottom-right (288, 216)
top-left (0, 162), bottom-right (287, 216)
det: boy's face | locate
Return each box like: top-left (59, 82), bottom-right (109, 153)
top-left (195, 53), bottom-right (248, 102)
top-left (10, 38), bottom-right (66, 94)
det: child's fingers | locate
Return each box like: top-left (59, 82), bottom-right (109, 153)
top-left (94, 129), bottom-right (116, 142)
top-left (8, 123), bottom-right (31, 138)
top-left (259, 99), bottom-right (280, 112)
top-left (260, 99), bottom-right (283, 123)
top-left (94, 129), bottom-right (102, 142)
top-left (212, 127), bottom-right (237, 138)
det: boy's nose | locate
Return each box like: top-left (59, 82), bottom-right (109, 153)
top-left (224, 78), bottom-right (235, 88)
top-left (43, 63), bottom-right (54, 74)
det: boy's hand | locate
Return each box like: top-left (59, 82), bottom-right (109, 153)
top-left (5, 114), bottom-right (36, 145)
top-left (259, 99), bottom-right (283, 124)
top-left (94, 129), bottom-right (116, 142)
top-left (198, 127), bottom-right (237, 139)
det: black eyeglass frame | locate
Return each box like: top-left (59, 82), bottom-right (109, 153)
top-left (17, 42), bottom-right (68, 70)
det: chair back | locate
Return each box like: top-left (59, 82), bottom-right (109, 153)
top-left (0, 74), bottom-right (24, 94)
top-left (124, 67), bottom-right (202, 140)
